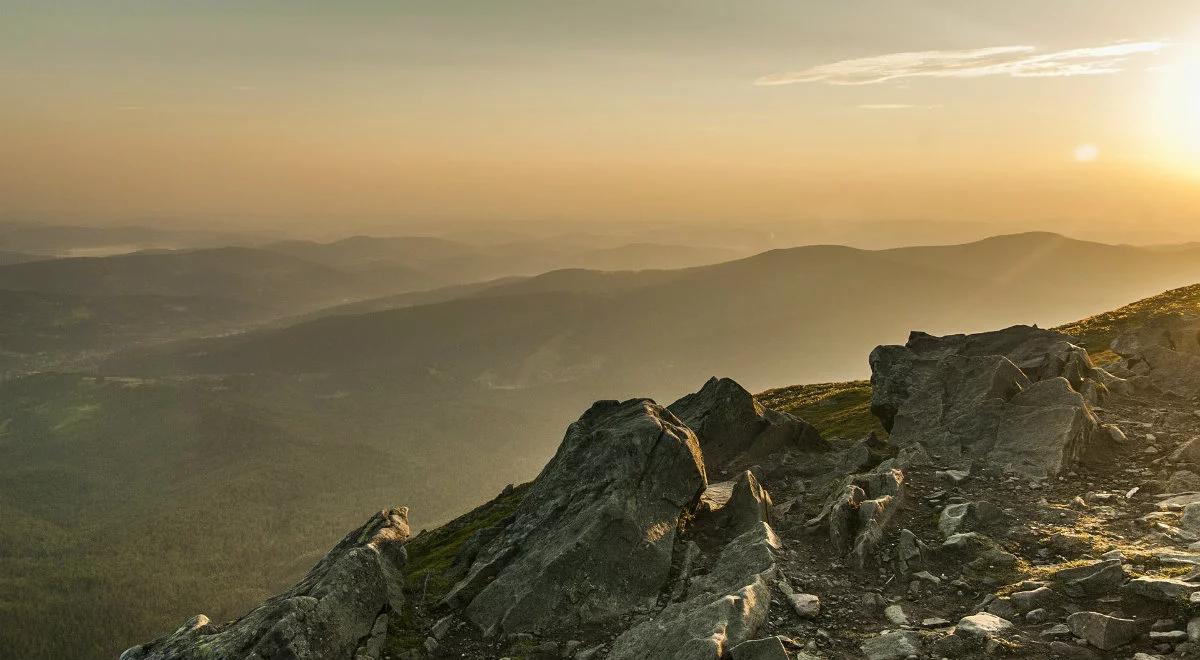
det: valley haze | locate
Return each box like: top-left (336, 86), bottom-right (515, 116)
top-left (4, 2), bottom-right (1200, 660)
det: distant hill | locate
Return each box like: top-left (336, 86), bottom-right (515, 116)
top-left (129, 233), bottom-right (1200, 393)
top-left (263, 236), bottom-right (749, 298)
top-left (0, 289), bottom-right (269, 376)
top-left (0, 250), bottom-right (49, 266)
top-left (0, 247), bottom-right (413, 313)
top-left (0, 222), bottom-right (269, 256)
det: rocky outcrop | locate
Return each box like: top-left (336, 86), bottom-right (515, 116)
top-left (443, 398), bottom-right (707, 637)
top-left (121, 507), bottom-right (411, 660)
top-left (806, 460), bottom-right (905, 571)
top-left (607, 522), bottom-right (780, 660)
top-left (870, 325), bottom-right (1127, 477)
top-left (669, 377), bottom-right (828, 473)
top-left (695, 470), bottom-right (773, 538)
top-left (1112, 314), bottom-right (1200, 396)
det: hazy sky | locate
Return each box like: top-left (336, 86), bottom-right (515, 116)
top-left (2, 1), bottom-right (1199, 239)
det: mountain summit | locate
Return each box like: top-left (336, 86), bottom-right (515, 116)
top-left (124, 292), bottom-right (1200, 659)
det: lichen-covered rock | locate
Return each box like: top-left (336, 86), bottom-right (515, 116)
top-left (444, 398), bottom-right (707, 637)
top-left (870, 326), bottom-right (1125, 477)
top-left (669, 377), bottom-right (828, 473)
top-left (121, 508), bottom-right (411, 660)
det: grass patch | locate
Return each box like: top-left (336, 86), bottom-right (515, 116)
top-left (1056, 283), bottom-right (1200, 354)
top-left (385, 482), bottom-right (531, 653)
top-left (756, 380), bottom-right (885, 441)
top-left (404, 482), bottom-right (530, 604)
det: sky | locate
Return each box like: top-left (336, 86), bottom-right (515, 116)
top-left (2, 1), bottom-right (1199, 242)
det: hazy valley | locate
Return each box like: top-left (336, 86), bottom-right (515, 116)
top-left (5, 226), bottom-right (1200, 658)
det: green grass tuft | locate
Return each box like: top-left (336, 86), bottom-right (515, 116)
top-left (1056, 282), bottom-right (1200, 356)
top-left (756, 380), bottom-right (884, 441)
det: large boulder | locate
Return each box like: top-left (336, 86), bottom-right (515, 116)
top-left (607, 522), bottom-right (780, 660)
top-left (870, 326), bottom-right (1125, 477)
top-left (121, 508), bottom-right (411, 660)
top-left (669, 377), bottom-right (828, 473)
top-left (1111, 314), bottom-right (1200, 396)
top-left (444, 398), bottom-right (707, 637)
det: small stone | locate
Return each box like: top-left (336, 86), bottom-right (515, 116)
top-left (789, 593), bottom-right (820, 619)
top-left (1067, 611), bottom-right (1140, 650)
top-left (861, 630), bottom-right (921, 660)
top-left (1011, 586), bottom-right (1059, 612)
top-left (912, 570), bottom-right (941, 586)
top-left (884, 604), bottom-right (908, 626)
top-left (1041, 623), bottom-right (1072, 638)
top-left (954, 612), bottom-right (1013, 640)
top-left (430, 615), bottom-right (454, 640)
top-left (1026, 608), bottom-right (1050, 624)
top-left (1150, 630), bottom-right (1187, 644)
top-left (922, 617), bottom-right (951, 628)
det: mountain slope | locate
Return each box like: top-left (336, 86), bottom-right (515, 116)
top-left (0, 289), bottom-right (268, 375)
top-left (0, 247), bottom-right (415, 312)
top-left (126, 233), bottom-right (1200, 395)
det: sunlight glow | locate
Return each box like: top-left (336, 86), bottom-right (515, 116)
top-left (1074, 143), bottom-right (1100, 162)
top-left (1150, 39), bottom-right (1200, 171)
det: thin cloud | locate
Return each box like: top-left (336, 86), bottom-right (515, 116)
top-left (757, 41), bottom-right (1166, 86)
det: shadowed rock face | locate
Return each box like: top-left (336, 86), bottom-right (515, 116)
top-left (121, 507), bottom-right (411, 660)
top-left (669, 377), bottom-right (828, 474)
top-left (1112, 314), bottom-right (1200, 397)
top-left (870, 326), bottom-right (1126, 478)
top-left (607, 522), bottom-right (781, 660)
top-left (444, 398), bottom-right (707, 637)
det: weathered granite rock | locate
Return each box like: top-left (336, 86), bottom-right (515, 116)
top-left (1168, 470), bottom-right (1200, 492)
top-left (445, 399), bottom-right (707, 637)
top-left (607, 523), bottom-right (780, 660)
top-left (669, 377), bottom-right (828, 472)
top-left (896, 528), bottom-right (931, 574)
top-left (870, 326), bottom-right (1125, 477)
top-left (1122, 576), bottom-right (1200, 602)
top-left (861, 630), bottom-right (923, 660)
top-left (938, 502), bottom-right (972, 538)
top-left (810, 462), bottom-right (905, 570)
top-left (1051, 559), bottom-right (1126, 598)
top-left (121, 508), bottom-right (411, 660)
top-left (695, 470), bottom-right (772, 537)
top-left (1067, 611), bottom-right (1140, 650)
top-left (954, 612), bottom-right (1013, 641)
top-left (1010, 586), bottom-right (1060, 613)
top-left (728, 636), bottom-right (791, 660)
top-left (1112, 315), bottom-right (1200, 397)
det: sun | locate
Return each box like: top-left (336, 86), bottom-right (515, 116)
top-left (1150, 41), bottom-right (1200, 169)
top-left (1074, 143), bottom-right (1100, 163)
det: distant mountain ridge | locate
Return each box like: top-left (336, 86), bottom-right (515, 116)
top-left (121, 233), bottom-right (1200, 395)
